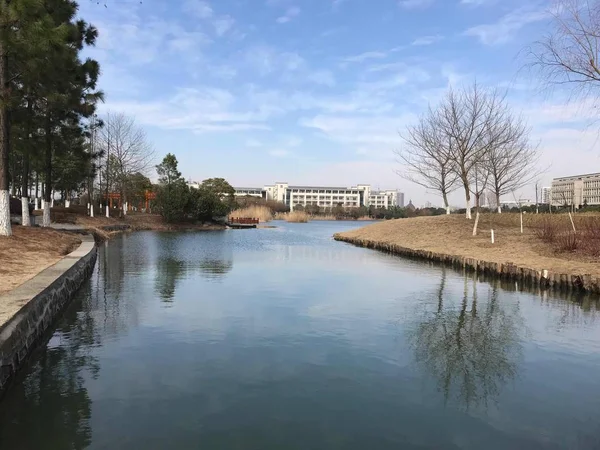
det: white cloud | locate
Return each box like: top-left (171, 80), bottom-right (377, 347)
top-left (464, 6), bottom-right (548, 45)
top-left (411, 35), bottom-right (443, 46)
top-left (183, 0), bottom-right (214, 19)
top-left (399, 0), bottom-right (433, 9)
top-left (214, 15), bottom-right (235, 36)
top-left (276, 6), bottom-right (301, 23)
top-left (307, 70), bottom-right (336, 86)
top-left (342, 51), bottom-right (387, 64)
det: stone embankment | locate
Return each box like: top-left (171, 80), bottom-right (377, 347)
top-left (334, 234), bottom-right (600, 295)
top-left (0, 234), bottom-right (97, 393)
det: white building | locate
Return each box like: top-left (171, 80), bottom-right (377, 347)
top-left (541, 187), bottom-right (551, 204)
top-left (234, 187), bottom-right (264, 198)
top-left (551, 173), bottom-right (600, 207)
top-left (258, 182), bottom-right (403, 211)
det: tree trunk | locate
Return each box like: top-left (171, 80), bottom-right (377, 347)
top-left (0, 39), bottom-right (11, 236)
top-left (496, 192), bottom-right (501, 213)
top-left (21, 99), bottom-right (32, 226)
top-left (442, 191), bottom-right (450, 215)
top-left (43, 117), bottom-right (52, 227)
top-left (472, 210), bottom-right (480, 236)
top-left (462, 178), bottom-right (472, 219)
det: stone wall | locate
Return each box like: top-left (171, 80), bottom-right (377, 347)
top-left (0, 235), bottom-right (97, 393)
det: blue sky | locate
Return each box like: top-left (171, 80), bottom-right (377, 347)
top-left (78, 0), bottom-right (599, 206)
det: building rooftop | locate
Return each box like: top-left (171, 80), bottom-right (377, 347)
top-left (553, 172), bottom-right (600, 181)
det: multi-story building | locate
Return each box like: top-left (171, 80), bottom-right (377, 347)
top-left (541, 187), bottom-right (551, 205)
top-left (235, 182), bottom-right (403, 210)
top-left (234, 187), bottom-right (264, 198)
top-left (551, 173), bottom-right (600, 207)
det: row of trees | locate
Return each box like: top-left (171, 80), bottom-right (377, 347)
top-left (153, 153), bottom-right (236, 223)
top-left (397, 83), bottom-right (542, 219)
top-left (0, 0), bottom-right (103, 235)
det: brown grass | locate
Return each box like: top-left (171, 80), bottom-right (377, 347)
top-left (285, 211), bottom-right (309, 223)
top-left (229, 205), bottom-right (273, 222)
top-left (0, 226), bottom-right (81, 295)
top-left (335, 214), bottom-right (600, 279)
top-left (309, 214), bottom-right (337, 221)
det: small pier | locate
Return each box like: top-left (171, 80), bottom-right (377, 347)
top-left (227, 217), bottom-right (259, 229)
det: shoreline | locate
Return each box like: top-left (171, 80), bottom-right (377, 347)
top-left (334, 215), bottom-right (600, 296)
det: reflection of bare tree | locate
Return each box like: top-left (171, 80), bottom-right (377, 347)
top-left (0, 285), bottom-right (99, 450)
top-left (409, 270), bottom-right (524, 410)
top-left (198, 258), bottom-right (233, 279)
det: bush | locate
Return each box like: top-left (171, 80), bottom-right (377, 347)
top-left (534, 216), bottom-right (557, 242)
top-left (557, 231), bottom-right (579, 252)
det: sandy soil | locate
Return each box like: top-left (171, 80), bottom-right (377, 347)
top-left (336, 214), bottom-right (600, 279)
top-left (0, 226), bottom-right (81, 295)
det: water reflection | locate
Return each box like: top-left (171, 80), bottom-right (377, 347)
top-left (0, 286), bottom-right (99, 450)
top-left (408, 269), bottom-right (525, 410)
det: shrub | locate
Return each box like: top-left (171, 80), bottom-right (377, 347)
top-left (534, 216), bottom-right (558, 242)
top-left (556, 231), bottom-right (579, 252)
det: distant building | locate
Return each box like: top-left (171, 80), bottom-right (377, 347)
top-left (235, 182), bottom-right (404, 210)
top-left (500, 199), bottom-right (534, 208)
top-left (551, 173), bottom-right (600, 207)
top-left (541, 187), bottom-right (551, 205)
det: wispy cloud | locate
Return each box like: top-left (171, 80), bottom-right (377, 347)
top-left (464, 6), bottom-right (548, 45)
top-left (399, 0), bottom-right (433, 9)
top-left (214, 15), bottom-right (235, 36)
top-left (411, 35), bottom-right (443, 46)
top-left (307, 70), bottom-right (336, 86)
top-left (276, 6), bottom-right (301, 23)
top-left (342, 51), bottom-right (387, 64)
top-left (183, 0), bottom-right (214, 19)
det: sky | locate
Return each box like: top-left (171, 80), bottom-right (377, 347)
top-left (77, 0), bottom-right (600, 207)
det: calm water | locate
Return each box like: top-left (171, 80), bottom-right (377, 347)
top-left (1, 222), bottom-right (600, 449)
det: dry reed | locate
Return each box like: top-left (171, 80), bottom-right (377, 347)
top-left (229, 205), bottom-right (273, 223)
top-left (285, 211), bottom-right (309, 223)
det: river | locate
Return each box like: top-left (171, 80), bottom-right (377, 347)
top-left (1, 221), bottom-right (599, 449)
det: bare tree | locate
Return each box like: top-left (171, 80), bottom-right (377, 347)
top-left (97, 112), bottom-right (154, 213)
top-left (484, 116), bottom-right (543, 213)
top-left (396, 107), bottom-right (459, 214)
top-left (436, 84), bottom-right (509, 219)
top-left (528, 0), bottom-right (600, 100)
top-left (470, 162), bottom-right (491, 235)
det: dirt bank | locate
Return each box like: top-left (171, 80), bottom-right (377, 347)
top-left (0, 226), bottom-right (81, 295)
top-left (334, 215), bottom-right (600, 293)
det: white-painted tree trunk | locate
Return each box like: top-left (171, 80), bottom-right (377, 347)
top-left (446, 205), bottom-right (451, 215)
top-left (43, 202), bottom-right (51, 227)
top-left (21, 197), bottom-right (31, 226)
top-left (465, 199), bottom-right (472, 219)
top-left (123, 202), bottom-right (127, 216)
top-left (90, 204), bottom-right (94, 218)
top-left (50, 198), bottom-right (54, 208)
top-left (106, 205), bottom-right (109, 218)
top-left (472, 211), bottom-right (480, 236)
top-left (497, 205), bottom-right (501, 214)
top-left (0, 190), bottom-right (12, 236)
top-left (491, 229), bottom-right (495, 244)
top-left (35, 198), bottom-right (39, 210)
top-left (520, 212), bottom-right (524, 234)
top-left (41, 199), bottom-right (45, 210)
top-left (65, 200), bottom-right (70, 208)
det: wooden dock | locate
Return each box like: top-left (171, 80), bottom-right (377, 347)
top-left (227, 217), bottom-right (259, 229)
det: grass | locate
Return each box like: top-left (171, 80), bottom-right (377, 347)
top-left (228, 205), bottom-right (273, 223)
top-left (335, 213), bottom-right (600, 280)
top-left (285, 211), bottom-right (309, 223)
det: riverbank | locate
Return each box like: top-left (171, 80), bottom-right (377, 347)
top-left (0, 227), bottom-right (82, 295)
top-left (334, 215), bottom-right (600, 294)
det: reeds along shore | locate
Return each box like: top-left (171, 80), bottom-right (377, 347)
top-left (228, 205), bottom-right (273, 222)
top-left (284, 211), bottom-right (309, 223)
top-left (333, 233), bottom-right (600, 295)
